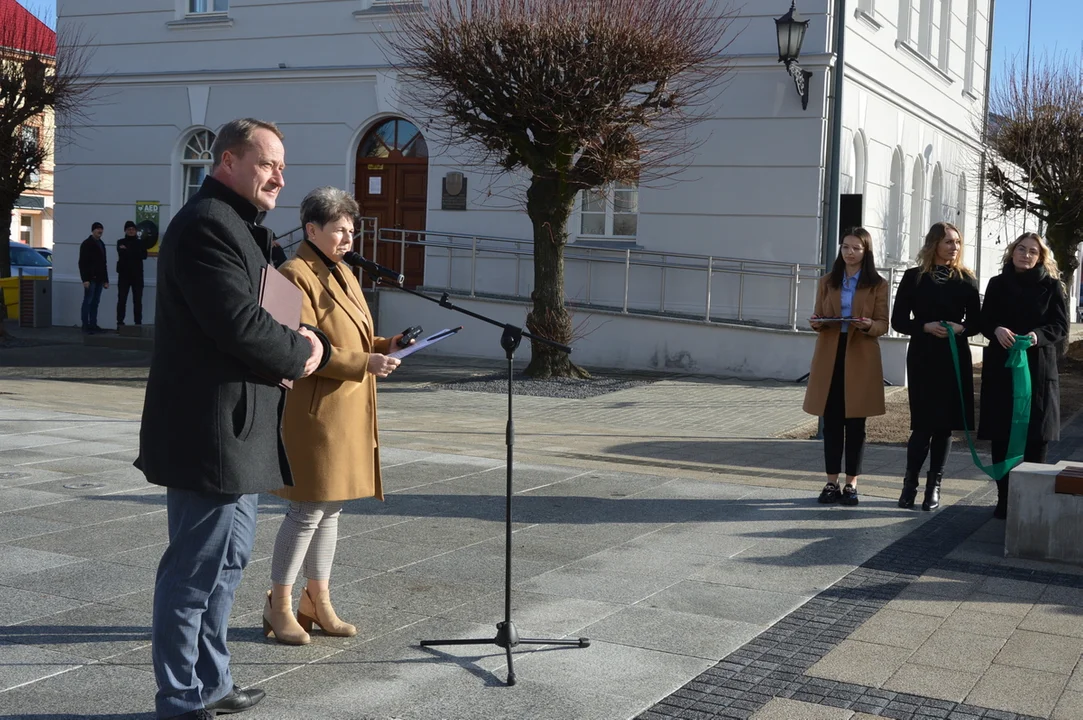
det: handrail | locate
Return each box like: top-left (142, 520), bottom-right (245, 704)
top-left (374, 226), bottom-right (913, 334)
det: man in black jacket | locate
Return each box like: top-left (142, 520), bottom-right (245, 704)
top-left (78, 222), bottom-right (109, 333)
top-left (116, 220), bottom-right (147, 326)
top-left (136, 118), bottom-right (328, 720)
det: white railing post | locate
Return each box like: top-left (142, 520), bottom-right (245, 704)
top-left (790, 263), bottom-right (800, 331)
top-left (623, 248), bottom-right (631, 313)
top-left (704, 256), bottom-right (713, 321)
top-left (659, 255), bottom-right (667, 312)
top-left (737, 262), bottom-right (745, 321)
top-left (470, 236), bottom-right (477, 297)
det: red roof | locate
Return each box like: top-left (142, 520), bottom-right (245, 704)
top-left (0, 0), bottom-right (56, 56)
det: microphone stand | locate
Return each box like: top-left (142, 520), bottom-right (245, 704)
top-left (362, 270), bottom-right (590, 686)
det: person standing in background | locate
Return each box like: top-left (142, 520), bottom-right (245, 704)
top-left (116, 220), bottom-right (148, 326)
top-left (78, 221), bottom-right (109, 334)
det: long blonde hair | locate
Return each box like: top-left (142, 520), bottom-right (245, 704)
top-left (916, 222), bottom-right (974, 278)
top-left (1001, 232), bottom-right (1061, 280)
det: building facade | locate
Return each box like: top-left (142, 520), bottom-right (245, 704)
top-left (53, 0), bottom-right (999, 382)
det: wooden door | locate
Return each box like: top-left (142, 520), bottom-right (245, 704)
top-left (355, 118), bottom-right (429, 288)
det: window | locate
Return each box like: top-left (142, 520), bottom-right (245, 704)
top-left (852, 131), bottom-right (867, 198)
top-left (909, 157), bottom-right (926, 260)
top-left (938, 0), bottom-right (952, 71)
top-left (10, 244), bottom-right (50, 267)
top-left (189, 0), bottom-right (227, 13)
top-left (359, 118), bottom-right (428, 159)
top-left (930, 163), bottom-right (944, 224)
top-left (888, 149), bottom-right (905, 261)
top-left (579, 183), bottom-right (638, 239)
top-left (963, 0), bottom-right (977, 92)
top-left (857, 0), bottom-right (875, 14)
top-left (182, 129), bottom-right (216, 202)
top-left (19, 216), bottom-right (33, 245)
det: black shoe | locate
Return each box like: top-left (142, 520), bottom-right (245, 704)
top-left (922, 472), bottom-right (942, 511)
top-left (117, 320), bottom-right (125, 327)
top-left (898, 471), bottom-right (919, 509)
top-left (165, 710), bottom-right (216, 720)
top-left (840, 484), bottom-right (859, 506)
top-left (205, 686), bottom-right (266, 714)
top-left (818, 483), bottom-right (841, 504)
top-left (91, 324), bottom-right (105, 332)
top-left (82, 326), bottom-right (94, 334)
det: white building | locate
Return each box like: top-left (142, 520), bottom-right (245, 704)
top-left (54, 0), bottom-right (1002, 383)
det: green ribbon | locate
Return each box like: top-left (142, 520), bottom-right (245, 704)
top-left (943, 321), bottom-right (1033, 481)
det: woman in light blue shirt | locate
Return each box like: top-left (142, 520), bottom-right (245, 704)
top-left (803, 228), bottom-right (890, 506)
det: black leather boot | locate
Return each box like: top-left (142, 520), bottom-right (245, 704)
top-left (898, 470), bottom-right (920, 509)
top-left (921, 472), bottom-right (942, 511)
top-left (993, 476), bottom-right (1009, 519)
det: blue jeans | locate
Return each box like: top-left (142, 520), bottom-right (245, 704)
top-left (81, 281), bottom-right (103, 329)
top-left (152, 488), bottom-right (258, 718)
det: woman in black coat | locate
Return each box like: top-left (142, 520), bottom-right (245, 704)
top-left (891, 222), bottom-right (981, 511)
top-left (979, 232), bottom-right (1068, 519)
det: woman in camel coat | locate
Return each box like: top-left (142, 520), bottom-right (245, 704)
top-left (803, 227), bottom-right (889, 506)
top-left (262, 186), bottom-right (408, 645)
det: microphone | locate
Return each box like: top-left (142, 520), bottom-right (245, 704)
top-left (341, 251), bottom-right (404, 285)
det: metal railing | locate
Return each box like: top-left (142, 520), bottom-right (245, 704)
top-left (273, 217), bottom-right (378, 264)
top-left (376, 226), bottom-right (910, 334)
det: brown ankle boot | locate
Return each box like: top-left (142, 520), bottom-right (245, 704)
top-left (263, 590), bottom-right (311, 645)
top-left (297, 586), bottom-right (357, 637)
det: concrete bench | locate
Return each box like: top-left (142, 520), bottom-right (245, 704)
top-left (1005, 461), bottom-right (1083, 564)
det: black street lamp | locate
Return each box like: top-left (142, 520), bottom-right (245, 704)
top-left (775, 1), bottom-right (813, 110)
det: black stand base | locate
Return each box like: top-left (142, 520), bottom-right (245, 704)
top-left (421, 621), bottom-right (590, 686)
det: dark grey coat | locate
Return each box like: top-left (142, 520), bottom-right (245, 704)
top-left (977, 265), bottom-right (1068, 443)
top-left (135, 176), bottom-right (325, 495)
top-left (890, 267), bottom-right (981, 431)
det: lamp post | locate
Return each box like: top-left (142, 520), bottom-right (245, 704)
top-left (775, 1), bottom-right (813, 110)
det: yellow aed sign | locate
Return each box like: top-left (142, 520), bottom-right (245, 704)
top-left (367, 164), bottom-right (385, 170)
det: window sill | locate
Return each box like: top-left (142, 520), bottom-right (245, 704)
top-left (895, 40), bottom-right (954, 85)
top-left (962, 87), bottom-right (979, 102)
top-left (354, 2), bottom-right (425, 20)
top-left (854, 8), bottom-right (881, 30)
top-left (167, 14), bottom-right (234, 29)
top-left (571, 237), bottom-right (642, 250)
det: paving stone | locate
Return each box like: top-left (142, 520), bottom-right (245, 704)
top-left (517, 566), bottom-right (678, 605)
top-left (0, 639), bottom-right (88, 692)
top-left (965, 664), bottom-right (1068, 718)
top-left (1017, 603), bottom-right (1083, 639)
top-left (644, 581), bottom-right (807, 627)
top-left (939, 608), bottom-right (1023, 639)
top-left (882, 662), bottom-right (981, 703)
top-left (0, 660), bottom-right (155, 715)
top-left (583, 606), bottom-right (761, 661)
top-left (1052, 688), bottom-right (1083, 720)
top-left (848, 608), bottom-right (942, 649)
top-left (806, 639), bottom-right (912, 688)
top-left (0, 602), bottom-right (152, 661)
top-left (0, 544), bottom-right (82, 579)
top-left (908, 629), bottom-right (1007, 674)
top-left (993, 629), bottom-right (1083, 675)
top-left (5, 559), bottom-right (155, 604)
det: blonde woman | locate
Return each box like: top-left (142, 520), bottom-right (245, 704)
top-left (979, 232), bottom-right (1068, 519)
top-left (890, 222), bottom-right (981, 511)
top-left (804, 228), bottom-right (889, 506)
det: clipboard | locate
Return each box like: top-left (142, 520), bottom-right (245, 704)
top-left (259, 263), bottom-right (303, 389)
top-left (810, 316), bottom-right (863, 323)
top-left (387, 327), bottom-right (463, 360)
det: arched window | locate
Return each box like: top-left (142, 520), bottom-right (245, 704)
top-left (930, 163), bottom-right (944, 224)
top-left (182, 129), bottom-right (215, 203)
top-left (359, 118), bottom-right (428, 159)
top-left (956, 173), bottom-right (968, 235)
top-left (888, 149), bottom-right (906, 261)
top-left (852, 131), bottom-right (867, 198)
top-left (910, 157), bottom-right (926, 261)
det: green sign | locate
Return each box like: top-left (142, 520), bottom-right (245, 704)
top-left (136, 201), bottom-right (161, 255)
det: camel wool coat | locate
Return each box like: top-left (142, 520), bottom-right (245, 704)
top-left (276, 242), bottom-right (390, 503)
top-left (802, 273), bottom-right (890, 419)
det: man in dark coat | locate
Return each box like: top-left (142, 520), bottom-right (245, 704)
top-left (78, 222), bottom-right (109, 333)
top-left (135, 118), bottom-right (329, 720)
top-left (116, 220), bottom-right (148, 326)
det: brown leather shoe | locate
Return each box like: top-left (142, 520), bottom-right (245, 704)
top-left (297, 586), bottom-right (357, 637)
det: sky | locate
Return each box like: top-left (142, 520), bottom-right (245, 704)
top-left (990, 0), bottom-right (1080, 89)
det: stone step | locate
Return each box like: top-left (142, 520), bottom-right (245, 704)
top-left (83, 330), bottom-right (153, 351)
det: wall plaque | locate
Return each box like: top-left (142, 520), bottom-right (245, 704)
top-left (441, 172), bottom-right (467, 211)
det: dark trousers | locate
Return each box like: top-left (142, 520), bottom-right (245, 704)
top-left (80, 282), bottom-right (103, 329)
top-left (152, 488), bottom-right (258, 718)
top-left (906, 429), bottom-right (953, 476)
top-left (117, 276), bottom-right (143, 324)
top-left (823, 333), bottom-right (866, 477)
top-left (991, 439), bottom-right (1048, 473)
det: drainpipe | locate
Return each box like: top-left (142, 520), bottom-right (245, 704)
top-left (974, 0), bottom-right (996, 287)
top-left (822, 0), bottom-right (847, 272)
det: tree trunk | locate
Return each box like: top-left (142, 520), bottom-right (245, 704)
top-left (523, 175), bottom-right (589, 378)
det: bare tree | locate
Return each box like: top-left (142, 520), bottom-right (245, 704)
top-left (384, 0), bottom-right (739, 377)
top-left (985, 55), bottom-right (1083, 287)
top-left (0, 6), bottom-right (97, 280)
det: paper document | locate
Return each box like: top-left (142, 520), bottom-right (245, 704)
top-left (387, 327), bottom-right (463, 360)
top-left (809, 317), bottom-right (862, 323)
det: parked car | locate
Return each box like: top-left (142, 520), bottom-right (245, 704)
top-left (34, 247), bottom-right (52, 264)
top-left (10, 241), bottom-right (51, 277)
